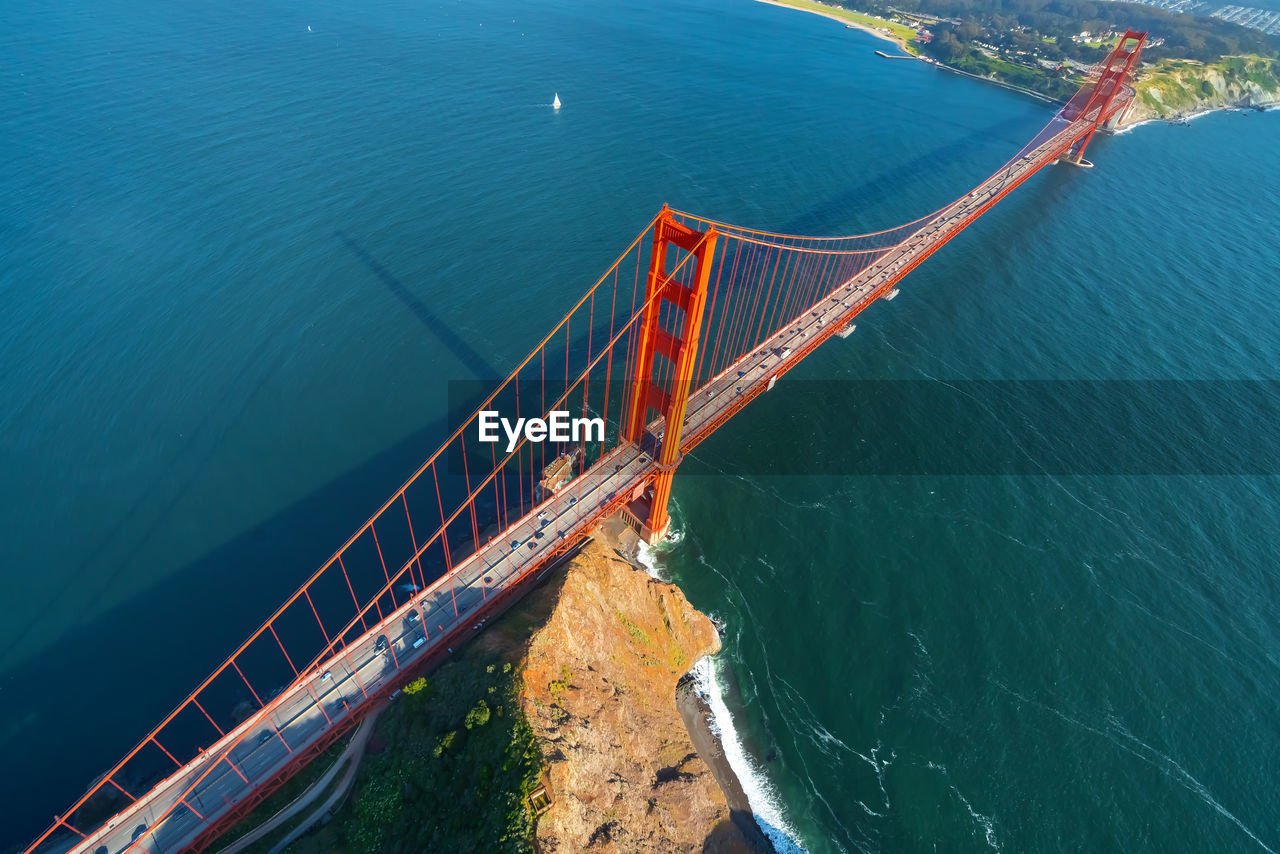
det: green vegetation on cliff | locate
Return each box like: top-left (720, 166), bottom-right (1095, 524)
top-left (826, 0), bottom-right (1280, 103)
top-left (933, 44), bottom-right (1083, 99)
top-left (250, 644), bottom-right (544, 854)
top-left (217, 531), bottom-right (747, 854)
top-left (339, 660), bottom-right (541, 854)
top-left (1135, 55), bottom-right (1280, 116)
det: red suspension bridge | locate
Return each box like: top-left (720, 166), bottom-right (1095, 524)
top-left (25, 31), bottom-right (1146, 854)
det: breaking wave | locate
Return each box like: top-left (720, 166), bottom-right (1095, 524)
top-left (638, 535), bottom-right (811, 854)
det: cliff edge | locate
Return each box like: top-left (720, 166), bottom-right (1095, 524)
top-left (520, 538), bottom-right (765, 853)
top-left (1127, 55), bottom-right (1280, 123)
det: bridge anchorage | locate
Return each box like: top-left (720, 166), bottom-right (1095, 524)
top-left (24, 29), bottom-right (1145, 854)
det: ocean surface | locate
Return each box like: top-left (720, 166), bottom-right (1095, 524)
top-left (2, 0), bottom-right (1278, 850)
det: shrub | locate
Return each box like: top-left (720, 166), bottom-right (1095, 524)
top-left (464, 699), bottom-right (491, 730)
top-left (433, 729), bottom-right (458, 757)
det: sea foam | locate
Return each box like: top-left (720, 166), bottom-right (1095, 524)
top-left (637, 535), bottom-right (811, 854)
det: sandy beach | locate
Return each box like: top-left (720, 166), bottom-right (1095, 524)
top-left (752, 0), bottom-right (916, 54)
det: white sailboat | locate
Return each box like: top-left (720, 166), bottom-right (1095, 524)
top-left (552, 92), bottom-right (561, 109)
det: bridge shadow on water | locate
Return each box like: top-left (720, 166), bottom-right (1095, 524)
top-left (0, 233), bottom-right (501, 698)
top-left (334, 229), bottom-right (499, 380)
top-left (0, 330), bottom-right (290, 686)
top-left (0, 409), bottom-right (478, 854)
top-left (768, 111), bottom-right (1047, 237)
top-left (0, 220), bottom-right (654, 851)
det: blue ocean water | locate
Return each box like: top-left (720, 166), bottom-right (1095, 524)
top-left (2, 0), bottom-right (1278, 850)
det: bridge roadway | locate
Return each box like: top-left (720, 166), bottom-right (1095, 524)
top-left (676, 115), bottom-right (1091, 448)
top-left (57, 115), bottom-right (1089, 854)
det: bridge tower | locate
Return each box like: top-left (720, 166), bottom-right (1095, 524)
top-left (1064, 29), bottom-right (1147, 164)
top-left (622, 206), bottom-right (718, 543)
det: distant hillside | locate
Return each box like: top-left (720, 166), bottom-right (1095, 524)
top-left (833, 0), bottom-right (1280, 103)
top-left (1130, 55), bottom-right (1280, 120)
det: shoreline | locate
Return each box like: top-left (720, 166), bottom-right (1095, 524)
top-left (751, 0), bottom-right (915, 54)
top-left (751, 0), bottom-right (1064, 106)
top-left (676, 675), bottom-right (777, 853)
top-left (597, 518), bottom-right (779, 851)
top-left (634, 533), bottom-right (809, 854)
top-left (923, 56), bottom-right (1063, 104)
top-left (752, 0), bottom-right (1276, 126)
top-left (1119, 98), bottom-right (1278, 129)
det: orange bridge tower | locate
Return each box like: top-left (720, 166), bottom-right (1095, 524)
top-left (622, 206), bottom-right (718, 542)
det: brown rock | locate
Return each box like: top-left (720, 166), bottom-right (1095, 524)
top-left (520, 540), bottom-right (756, 853)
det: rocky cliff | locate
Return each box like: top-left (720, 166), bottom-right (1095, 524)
top-left (1127, 55), bottom-right (1280, 123)
top-left (519, 538), bottom-right (761, 853)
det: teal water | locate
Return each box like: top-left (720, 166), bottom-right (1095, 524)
top-left (2, 0), bottom-right (1278, 850)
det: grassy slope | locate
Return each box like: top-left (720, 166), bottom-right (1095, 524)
top-left (765, 0), bottom-right (919, 45)
top-left (946, 49), bottom-right (1082, 100)
top-left (1136, 55), bottom-right (1280, 115)
top-left (224, 579), bottom-right (563, 854)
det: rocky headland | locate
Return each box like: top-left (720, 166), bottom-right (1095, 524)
top-left (1127, 56), bottom-right (1280, 123)
top-left (519, 530), bottom-right (772, 853)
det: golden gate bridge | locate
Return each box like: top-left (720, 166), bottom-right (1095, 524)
top-left (26, 30), bottom-right (1146, 854)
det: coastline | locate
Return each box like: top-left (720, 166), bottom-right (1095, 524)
top-left (751, 0), bottom-right (1064, 105)
top-left (635, 535), bottom-right (809, 854)
top-left (751, 0), bottom-right (915, 54)
top-left (603, 519), bottom-right (777, 851)
top-left (524, 517), bottom-right (773, 850)
top-left (676, 675), bottom-right (776, 852)
top-left (1119, 97), bottom-right (1279, 129)
top-left (752, 0), bottom-right (1277, 126)
top-left (923, 57), bottom-right (1063, 104)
